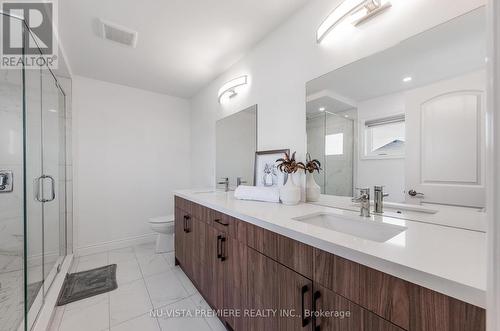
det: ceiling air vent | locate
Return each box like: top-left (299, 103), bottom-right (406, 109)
top-left (99, 19), bottom-right (138, 48)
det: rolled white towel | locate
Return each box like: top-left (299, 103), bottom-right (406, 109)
top-left (234, 185), bottom-right (280, 203)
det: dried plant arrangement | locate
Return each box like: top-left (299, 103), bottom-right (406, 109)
top-left (303, 153), bottom-right (322, 173)
top-left (276, 151), bottom-right (305, 174)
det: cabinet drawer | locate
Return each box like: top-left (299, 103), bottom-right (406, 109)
top-left (359, 265), bottom-right (410, 330)
top-left (211, 210), bottom-right (247, 243)
top-left (174, 196), bottom-right (189, 212)
top-left (277, 234), bottom-right (313, 279)
top-left (314, 249), bottom-right (360, 302)
top-left (246, 223), bottom-right (278, 260)
top-left (409, 285), bottom-right (485, 331)
top-left (175, 196), bottom-right (211, 224)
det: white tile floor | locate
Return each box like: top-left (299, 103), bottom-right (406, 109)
top-left (48, 241), bottom-right (226, 331)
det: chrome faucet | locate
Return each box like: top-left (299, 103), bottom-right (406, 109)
top-left (218, 177), bottom-right (229, 192)
top-left (236, 177), bottom-right (247, 187)
top-left (374, 186), bottom-right (389, 214)
top-left (352, 188), bottom-right (371, 217)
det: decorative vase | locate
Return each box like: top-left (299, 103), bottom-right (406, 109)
top-left (306, 173), bottom-right (321, 202)
top-left (264, 173), bottom-right (273, 186)
top-left (280, 174), bottom-right (301, 205)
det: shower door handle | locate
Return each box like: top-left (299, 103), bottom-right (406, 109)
top-left (35, 175), bottom-right (56, 202)
top-left (45, 175), bottom-right (56, 202)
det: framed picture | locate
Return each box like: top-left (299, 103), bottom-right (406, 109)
top-left (254, 149), bottom-right (289, 187)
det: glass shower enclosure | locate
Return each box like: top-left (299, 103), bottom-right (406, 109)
top-left (306, 110), bottom-right (355, 196)
top-left (0, 14), bottom-right (69, 331)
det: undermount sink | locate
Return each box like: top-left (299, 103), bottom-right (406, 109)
top-left (293, 212), bottom-right (407, 242)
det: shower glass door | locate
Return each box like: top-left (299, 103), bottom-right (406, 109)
top-left (40, 69), bottom-right (66, 296)
top-left (24, 26), bottom-right (67, 330)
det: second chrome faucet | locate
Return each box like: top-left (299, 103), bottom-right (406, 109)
top-left (352, 188), bottom-right (371, 217)
top-left (352, 186), bottom-right (389, 217)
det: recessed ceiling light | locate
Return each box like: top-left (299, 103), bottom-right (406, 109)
top-left (319, 107), bottom-right (326, 112)
top-left (344, 115), bottom-right (349, 118)
top-left (403, 76), bottom-right (412, 82)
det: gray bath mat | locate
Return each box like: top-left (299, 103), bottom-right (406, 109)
top-left (56, 264), bottom-right (117, 306)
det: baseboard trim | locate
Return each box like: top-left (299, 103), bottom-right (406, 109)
top-left (75, 233), bottom-right (157, 257)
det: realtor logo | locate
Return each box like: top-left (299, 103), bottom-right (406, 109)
top-left (1, 0), bottom-right (58, 68)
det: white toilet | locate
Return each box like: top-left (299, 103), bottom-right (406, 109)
top-left (148, 215), bottom-right (175, 253)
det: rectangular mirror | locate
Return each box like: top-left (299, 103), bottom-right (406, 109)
top-left (216, 105), bottom-right (257, 189)
top-left (306, 7), bottom-right (486, 208)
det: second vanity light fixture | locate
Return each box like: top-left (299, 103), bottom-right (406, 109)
top-left (317, 0), bottom-right (392, 43)
top-left (218, 75), bottom-right (248, 103)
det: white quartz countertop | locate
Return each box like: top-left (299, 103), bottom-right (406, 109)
top-left (174, 189), bottom-right (487, 308)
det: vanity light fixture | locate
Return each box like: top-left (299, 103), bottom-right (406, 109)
top-left (402, 76), bottom-right (412, 82)
top-left (316, 0), bottom-right (392, 43)
top-left (218, 75), bottom-right (248, 103)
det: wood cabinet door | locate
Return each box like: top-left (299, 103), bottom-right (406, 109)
top-left (247, 248), bottom-right (279, 331)
top-left (314, 283), bottom-right (363, 331)
top-left (174, 207), bottom-right (185, 265)
top-left (190, 216), bottom-right (206, 288)
top-left (247, 248), bottom-right (313, 331)
top-left (313, 283), bottom-right (404, 331)
top-left (204, 225), bottom-right (225, 310)
top-left (277, 263), bottom-right (313, 331)
top-left (182, 213), bottom-right (195, 277)
top-left (223, 236), bottom-right (248, 331)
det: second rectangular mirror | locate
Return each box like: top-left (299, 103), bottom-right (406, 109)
top-left (306, 7), bottom-right (486, 209)
top-left (216, 105), bottom-right (257, 189)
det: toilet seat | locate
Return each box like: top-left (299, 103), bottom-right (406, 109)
top-left (149, 216), bottom-right (173, 224)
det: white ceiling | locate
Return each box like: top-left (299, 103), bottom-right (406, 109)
top-left (306, 93), bottom-right (355, 117)
top-left (59, 0), bottom-right (308, 98)
top-left (306, 7), bottom-right (486, 103)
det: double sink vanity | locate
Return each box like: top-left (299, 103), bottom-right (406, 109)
top-left (196, 6), bottom-right (488, 331)
top-left (174, 189), bottom-right (486, 331)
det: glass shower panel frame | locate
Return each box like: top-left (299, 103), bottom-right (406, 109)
top-left (0, 14), bottom-right (26, 331)
top-left (0, 13), bottom-right (69, 331)
top-left (24, 55), bottom-right (44, 329)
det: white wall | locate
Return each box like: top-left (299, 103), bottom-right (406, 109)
top-left (190, 0), bottom-right (485, 189)
top-left (73, 76), bottom-right (191, 252)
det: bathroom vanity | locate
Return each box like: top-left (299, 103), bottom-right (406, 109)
top-left (173, 190), bottom-right (485, 331)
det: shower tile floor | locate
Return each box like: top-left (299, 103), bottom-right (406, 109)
top-left (48, 241), bottom-right (226, 331)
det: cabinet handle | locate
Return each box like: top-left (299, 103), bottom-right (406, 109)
top-left (313, 291), bottom-right (321, 331)
top-left (216, 235), bottom-right (227, 261)
top-left (220, 236), bottom-right (226, 262)
top-left (301, 285), bottom-right (310, 327)
top-left (217, 235), bottom-right (222, 259)
top-left (184, 215), bottom-right (191, 233)
top-left (214, 219), bottom-right (229, 226)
